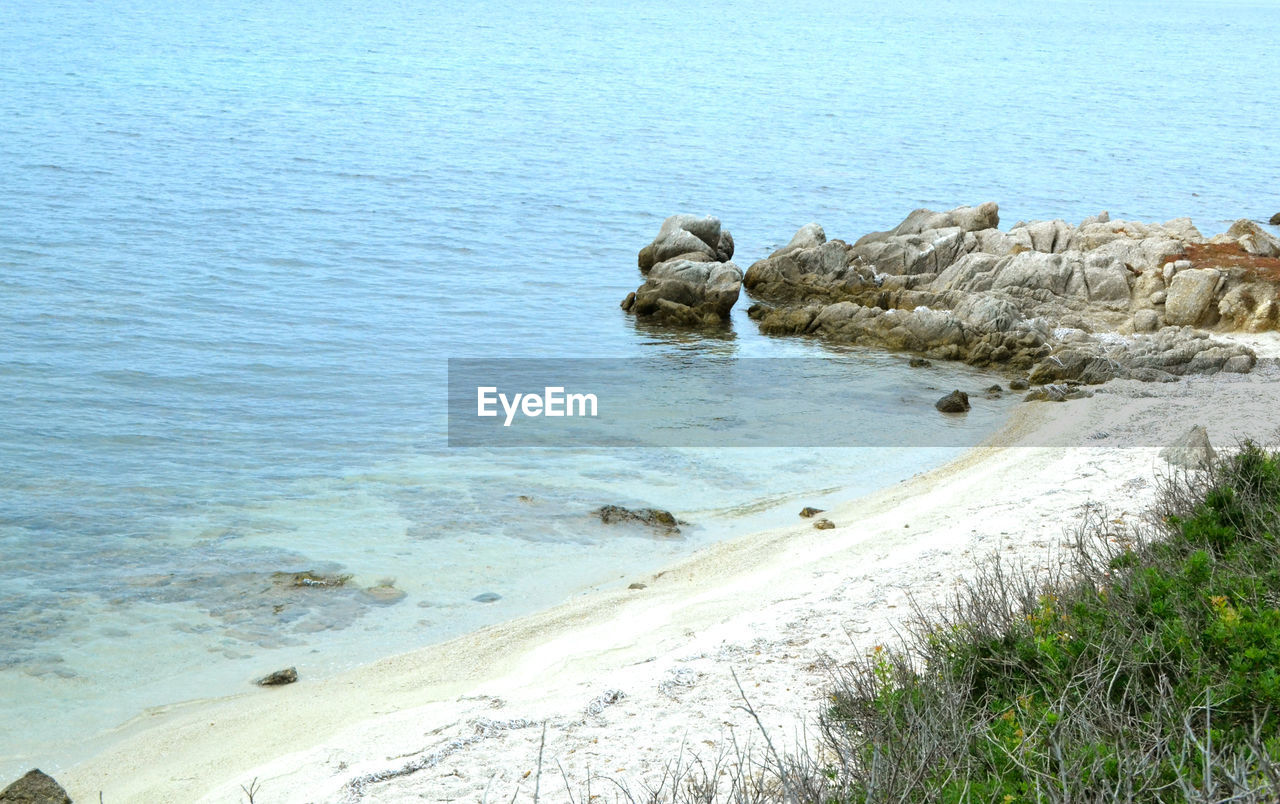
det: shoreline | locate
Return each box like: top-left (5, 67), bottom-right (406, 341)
top-left (58, 340), bottom-right (1280, 802)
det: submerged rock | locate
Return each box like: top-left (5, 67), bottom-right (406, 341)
top-left (256, 666), bottom-right (298, 687)
top-left (364, 582), bottom-right (407, 605)
top-left (472, 592), bottom-right (502, 603)
top-left (0, 770), bottom-right (71, 804)
top-left (273, 570), bottom-right (352, 589)
top-left (595, 504), bottom-right (681, 534)
top-left (935, 390), bottom-right (970, 413)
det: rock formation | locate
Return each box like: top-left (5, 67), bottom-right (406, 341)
top-left (0, 769), bottom-right (72, 804)
top-left (1161, 424), bottom-right (1217, 469)
top-left (743, 204), bottom-right (1271, 385)
top-left (623, 215), bottom-right (742, 326)
top-left (595, 504), bottom-right (682, 534)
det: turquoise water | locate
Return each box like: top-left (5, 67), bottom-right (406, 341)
top-left (1, 0), bottom-right (1278, 778)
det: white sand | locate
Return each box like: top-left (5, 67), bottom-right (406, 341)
top-left (62, 357), bottom-right (1280, 803)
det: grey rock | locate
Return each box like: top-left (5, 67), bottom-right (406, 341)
top-left (1164, 269), bottom-right (1220, 326)
top-left (1160, 424), bottom-right (1216, 469)
top-left (1009, 377), bottom-right (1030, 391)
top-left (813, 518), bottom-right (836, 530)
top-left (1134, 309), bottom-right (1160, 332)
top-left (935, 390), bottom-right (970, 413)
top-left (771, 223), bottom-right (826, 258)
top-left (1270, 213), bottom-right (1280, 226)
top-left (799, 506), bottom-right (824, 518)
top-left (636, 215), bottom-right (732, 274)
top-left (1024, 384), bottom-right (1093, 402)
top-left (626, 259), bottom-right (743, 327)
top-left (1214, 219), bottom-right (1280, 258)
top-left (0, 770), bottom-right (71, 804)
top-left (909, 357), bottom-right (931, 367)
top-left (1149, 290), bottom-right (1167, 305)
top-left (256, 666), bottom-right (298, 687)
top-left (472, 592), bottom-right (502, 603)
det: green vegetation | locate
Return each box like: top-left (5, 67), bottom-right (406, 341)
top-left (817, 442), bottom-right (1280, 803)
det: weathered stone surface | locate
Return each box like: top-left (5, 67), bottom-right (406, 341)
top-left (1165, 269), bottom-right (1221, 326)
top-left (627, 216), bottom-right (742, 326)
top-left (1211, 219), bottom-right (1280, 258)
top-left (627, 259), bottom-right (743, 327)
top-left (256, 666), bottom-right (298, 687)
top-left (1134, 309), bottom-right (1160, 332)
top-left (1160, 424), bottom-right (1216, 469)
top-left (1024, 384), bottom-right (1093, 402)
top-left (935, 390), bottom-right (970, 413)
top-left (0, 770), bottom-right (71, 804)
top-left (596, 505), bottom-right (681, 533)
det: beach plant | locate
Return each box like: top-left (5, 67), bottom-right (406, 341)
top-left (807, 441), bottom-right (1280, 803)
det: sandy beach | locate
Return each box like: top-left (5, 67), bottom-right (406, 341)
top-left (59, 337), bottom-right (1280, 803)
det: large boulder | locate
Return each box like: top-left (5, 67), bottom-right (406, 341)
top-left (626, 216), bottom-right (741, 326)
top-left (1161, 425), bottom-right (1216, 469)
top-left (1164, 268), bottom-right (1221, 326)
top-left (0, 770), bottom-right (71, 804)
top-left (638, 215), bottom-right (733, 271)
top-left (622, 259), bottom-right (743, 327)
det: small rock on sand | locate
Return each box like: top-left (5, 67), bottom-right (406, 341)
top-left (256, 667), bottom-right (298, 687)
top-left (813, 519), bottom-right (835, 530)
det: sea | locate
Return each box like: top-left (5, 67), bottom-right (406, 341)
top-left (1, 0), bottom-right (1277, 779)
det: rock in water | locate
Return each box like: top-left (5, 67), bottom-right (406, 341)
top-left (935, 390), bottom-right (970, 413)
top-left (256, 666), bottom-right (298, 687)
top-left (595, 505), bottom-right (681, 533)
top-left (626, 215), bottom-right (741, 326)
top-left (1270, 212), bottom-right (1280, 226)
top-left (1161, 424), bottom-right (1216, 469)
top-left (798, 506), bottom-right (824, 518)
top-left (813, 518), bottom-right (835, 530)
top-left (0, 770), bottom-right (71, 804)
top-left (472, 592), bottom-right (502, 603)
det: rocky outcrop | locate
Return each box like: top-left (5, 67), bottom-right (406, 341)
top-left (1270, 213), bottom-right (1280, 226)
top-left (625, 215), bottom-right (741, 326)
top-left (0, 770), bottom-right (72, 804)
top-left (743, 204), bottom-right (1264, 386)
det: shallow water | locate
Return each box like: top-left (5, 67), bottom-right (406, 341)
top-left (1, 0), bottom-right (1278, 778)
